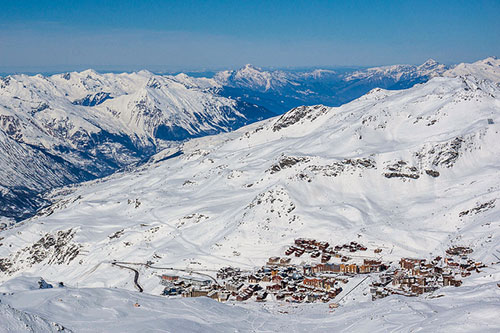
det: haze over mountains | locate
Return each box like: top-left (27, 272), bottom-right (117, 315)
top-left (0, 57), bottom-right (499, 331)
top-left (0, 58), bottom-right (463, 221)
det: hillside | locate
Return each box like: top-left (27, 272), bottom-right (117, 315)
top-left (0, 58), bottom-right (499, 331)
top-left (0, 70), bottom-right (272, 220)
top-left (0, 60), bottom-right (498, 286)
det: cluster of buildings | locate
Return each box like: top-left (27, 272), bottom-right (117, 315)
top-left (157, 239), bottom-right (482, 306)
top-left (215, 262), bottom-right (345, 303)
top-left (285, 238), bottom-right (368, 263)
top-left (160, 274), bottom-right (217, 298)
top-left (158, 238), bottom-right (382, 304)
top-left (370, 246), bottom-right (484, 299)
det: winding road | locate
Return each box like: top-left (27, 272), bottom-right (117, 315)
top-left (112, 262), bottom-right (144, 292)
top-left (111, 260), bottom-right (225, 293)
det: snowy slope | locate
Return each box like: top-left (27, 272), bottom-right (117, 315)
top-left (0, 70), bottom-right (272, 220)
top-left (444, 56), bottom-right (500, 81)
top-left (0, 303), bottom-right (69, 333)
top-left (0, 266), bottom-right (498, 332)
top-left (0, 59), bottom-right (499, 331)
top-left (0, 65), bottom-right (498, 286)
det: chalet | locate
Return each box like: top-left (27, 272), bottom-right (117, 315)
top-left (272, 275), bottom-right (283, 283)
top-left (295, 238), bottom-right (306, 245)
top-left (341, 256), bottom-right (350, 262)
top-left (266, 284), bottom-right (281, 292)
top-left (295, 248), bottom-right (305, 257)
top-left (303, 278), bottom-right (323, 288)
top-left (446, 246), bottom-right (472, 256)
top-left (256, 291), bottom-right (268, 302)
top-left (442, 274), bottom-right (462, 287)
top-left (400, 258), bottom-right (426, 270)
top-left (163, 287), bottom-right (181, 296)
top-left (379, 273), bottom-right (393, 285)
top-left (207, 290), bottom-right (219, 300)
top-left (187, 277), bottom-right (213, 287)
top-left (359, 265), bottom-right (371, 274)
top-left (321, 263), bottom-right (341, 273)
top-left (183, 289), bottom-right (210, 298)
top-left (225, 282), bottom-right (243, 292)
top-left (324, 280), bottom-right (337, 290)
top-left (318, 241), bottom-right (329, 250)
top-left (321, 254), bottom-right (331, 263)
top-left (280, 257), bottom-right (292, 265)
top-left (236, 293), bottom-right (252, 301)
top-left (341, 263), bottom-right (358, 274)
top-left (261, 275), bottom-right (271, 282)
top-left (363, 259), bottom-right (385, 272)
top-left (310, 264), bottom-right (322, 274)
top-left (306, 293), bottom-right (321, 303)
top-left (267, 256), bottom-right (280, 265)
top-left (161, 274), bottom-right (179, 282)
top-left (248, 275), bottom-right (261, 283)
top-left (328, 287), bottom-right (342, 297)
top-left (291, 293), bottom-right (305, 302)
top-left (236, 286), bottom-right (255, 301)
top-left (217, 267), bottom-right (239, 279)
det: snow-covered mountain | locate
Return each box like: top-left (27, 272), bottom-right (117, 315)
top-left (214, 59), bottom-right (449, 113)
top-left (0, 59), bottom-right (500, 331)
top-left (444, 56), bottom-right (500, 81)
top-left (0, 70), bottom-right (273, 221)
top-left (0, 59), bottom-right (498, 331)
top-left (0, 59), bottom-right (456, 222)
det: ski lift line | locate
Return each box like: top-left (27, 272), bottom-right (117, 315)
top-left (337, 276), bottom-right (369, 303)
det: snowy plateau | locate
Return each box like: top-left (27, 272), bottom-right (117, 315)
top-left (0, 57), bottom-right (499, 332)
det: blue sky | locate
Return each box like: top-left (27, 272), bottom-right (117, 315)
top-left (0, 0), bottom-right (499, 72)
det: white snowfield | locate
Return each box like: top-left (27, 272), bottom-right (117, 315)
top-left (1, 58), bottom-right (500, 332)
top-left (0, 274), bottom-right (498, 333)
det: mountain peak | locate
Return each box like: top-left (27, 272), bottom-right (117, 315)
top-left (421, 58), bottom-right (438, 66)
top-left (240, 64), bottom-right (262, 72)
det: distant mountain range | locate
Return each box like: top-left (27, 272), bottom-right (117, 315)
top-left (214, 58), bottom-right (449, 113)
top-left (0, 57), bottom-right (497, 221)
